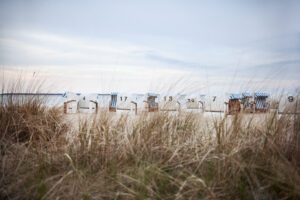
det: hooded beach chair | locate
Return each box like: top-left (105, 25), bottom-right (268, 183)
top-left (144, 93), bottom-right (159, 112)
top-left (185, 95), bottom-right (205, 112)
top-left (225, 94), bottom-right (241, 115)
top-left (186, 97), bottom-right (198, 109)
top-left (77, 94), bottom-right (98, 114)
top-left (279, 94), bottom-right (300, 114)
top-left (159, 95), bottom-right (181, 112)
top-left (241, 93), bottom-right (254, 113)
top-left (117, 94), bottom-right (138, 114)
top-left (254, 93), bottom-right (269, 113)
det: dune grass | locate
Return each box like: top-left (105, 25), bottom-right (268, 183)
top-left (0, 91), bottom-right (299, 199)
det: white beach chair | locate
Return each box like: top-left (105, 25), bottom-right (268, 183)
top-left (159, 95), bottom-right (181, 112)
top-left (205, 95), bottom-right (226, 113)
top-left (278, 94), bottom-right (300, 114)
top-left (185, 95), bottom-right (205, 112)
top-left (77, 94), bottom-right (98, 114)
top-left (117, 93), bottom-right (138, 114)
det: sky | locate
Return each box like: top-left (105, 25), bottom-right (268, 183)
top-left (0, 0), bottom-right (300, 95)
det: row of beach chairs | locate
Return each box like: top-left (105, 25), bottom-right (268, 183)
top-left (63, 92), bottom-right (205, 114)
top-left (225, 93), bottom-right (270, 115)
top-left (62, 92), bottom-right (271, 114)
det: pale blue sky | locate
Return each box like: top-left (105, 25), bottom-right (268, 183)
top-left (0, 0), bottom-right (299, 94)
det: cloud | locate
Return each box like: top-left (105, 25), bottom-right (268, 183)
top-left (145, 52), bottom-right (198, 68)
top-left (0, 29), bottom-right (300, 94)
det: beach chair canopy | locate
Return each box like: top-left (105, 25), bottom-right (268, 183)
top-left (254, 93), bottom-right (269, 98)
top-left (242, 93), bottom-right (251, 98)
top-left (230, 94), bottom-right (241, 99)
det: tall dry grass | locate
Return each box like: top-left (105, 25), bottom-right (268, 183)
top-left (0, 82), bottom-right (299, 199)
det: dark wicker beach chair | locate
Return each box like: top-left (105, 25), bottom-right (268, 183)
top-left (226, 94), bottom-right (241, 115)
top-left (254, 93), bottom-right (269, 113)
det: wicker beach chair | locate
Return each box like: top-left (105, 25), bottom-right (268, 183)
top-left (254, 93), bottom-right (269, 113)
top-left (144, 93), bottom-right (159, 112)
top-left (225, 94), bottom-right (241, 115)
top-left (159, 95), bottom-right (181, 112)
top-left (241, 93), bottom-right (254, 113)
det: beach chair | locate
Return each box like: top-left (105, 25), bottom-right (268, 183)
top-left (62, 92), bottom-right (79, 114)
top-left (241, 93), bottom-right (254, 113)
top-left (144, 93), bottom-right (159, 112)
top-left (117, 94), bottom-right (138, 114)
top-left (186, 98), bottom-right (198, 109)
top-left (185, 95), bottom-right (205, 112)
top-left (159, 95), bottom-right (181, 112)
top-left (77, 94), bottom-right (98, 114)
top-left (280, 94), bottom-right (300, 114)
top-left (225, 94), bottom-right (241, 115)
top-left (109, 92), bottom-right (118, 112)
top-left (254, 93), bottom-right (269, 113)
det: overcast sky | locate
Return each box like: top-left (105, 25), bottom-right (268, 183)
top-left (0, 0), bottom-right (300, 94)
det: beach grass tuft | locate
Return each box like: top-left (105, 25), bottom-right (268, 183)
top-left (0, 84), bottom-right (300, 199)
